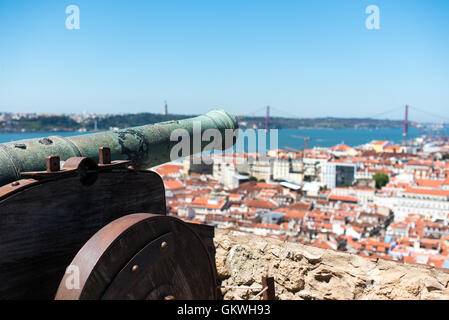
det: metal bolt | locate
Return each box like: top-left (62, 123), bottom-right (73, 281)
top-left (11, 181), bottom-right (20, 187)
top-left (161, 241), bottom-right (168, 250)
top-left (164, 295), bottom-right (175, 300)
top-left (131, 265), bottom-right (139, 274)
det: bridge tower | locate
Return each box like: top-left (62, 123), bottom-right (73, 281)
top-left (266, 105), bottom-right (270, 131)
top-left (403, 105), bottom-right (409, 137)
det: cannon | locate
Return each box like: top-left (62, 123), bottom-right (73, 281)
top-left (0, 109), bottom-right (238, 300)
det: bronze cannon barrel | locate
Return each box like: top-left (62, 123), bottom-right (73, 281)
top-left (0, 109), bottom-right (238, 186)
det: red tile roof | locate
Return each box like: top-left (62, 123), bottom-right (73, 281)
top-left (415, 179), bottom-right (446, 189)
top-left (404, 188), bottom-right (449, 197)
top-left (331, 144), bottom-right (353, 152)
top-left (190, 196), bottom-right (227, 210)
top-left (254, 223), bottom-right (281, 230)
top-left (156, 164), bottom-right (184, 176)
top-left (245, 199), bottom-right (278, 209)
top-left (164, 179), bottom-right (185, 190)
top-left (329, 195), bottom-right (358, 203)
top-left (277, 209), bottom-right (306, 220)
top-left (390, 222), bottom-right (409, 230)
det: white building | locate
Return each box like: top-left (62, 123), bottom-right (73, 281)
top-left (331, 187), bottom-right (375, 204)
top-left (375, 189), bottom-right (449, 222)
top-left (248, 156), bottom-right (273, 181)
top-left (273, 158), bottom-right (303, 183)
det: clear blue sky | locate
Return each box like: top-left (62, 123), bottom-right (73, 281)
top-left (0, 0), bottom-right (448, 122)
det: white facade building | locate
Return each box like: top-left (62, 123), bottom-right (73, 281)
top-left (272, 158), bottom-right (303, 183)
top-left (375, 191), bottom-right (449, 222)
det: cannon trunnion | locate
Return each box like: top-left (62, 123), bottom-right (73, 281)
top-left (0, 153), bottom-right (219, 300)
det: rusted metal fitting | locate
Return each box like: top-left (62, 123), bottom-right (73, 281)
top-left (99, 147), bottom-right (111, 165)
top-left (63, 157), bottom-right (99, 186)
top-left (46, 156), bottom-right (60, 172)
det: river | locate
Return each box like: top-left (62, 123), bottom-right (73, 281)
top-left (0, 127), bottom-right (446, 151)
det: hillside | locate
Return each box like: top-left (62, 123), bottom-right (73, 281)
top-left (0, 112), bottom-right (405, 132)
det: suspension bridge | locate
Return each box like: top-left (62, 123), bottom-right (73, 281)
top-left (236, 104), bottom-right (449, 137)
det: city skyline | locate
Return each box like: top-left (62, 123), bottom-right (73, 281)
top-left (1, 0), bottom-right (448, 122)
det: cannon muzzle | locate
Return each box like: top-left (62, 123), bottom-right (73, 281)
top-left (0, 109), bottom-right (238, 186)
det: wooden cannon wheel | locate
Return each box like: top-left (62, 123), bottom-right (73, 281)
top-left (55, 213), bottom-right (218, 300)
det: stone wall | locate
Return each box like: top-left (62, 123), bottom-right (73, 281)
top-left (214, 229), bottom-right (449, 300)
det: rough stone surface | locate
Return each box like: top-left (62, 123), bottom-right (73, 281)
top-left (214, 229), bottom-right (449, 300)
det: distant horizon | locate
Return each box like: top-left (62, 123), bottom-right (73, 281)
top-left (2, 109), bottom-right (448, 126)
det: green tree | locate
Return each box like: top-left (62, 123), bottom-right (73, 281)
top-left (373, 173), bottom-right (389, 189)
top-left (248, 176), bottom-right (258, 182)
